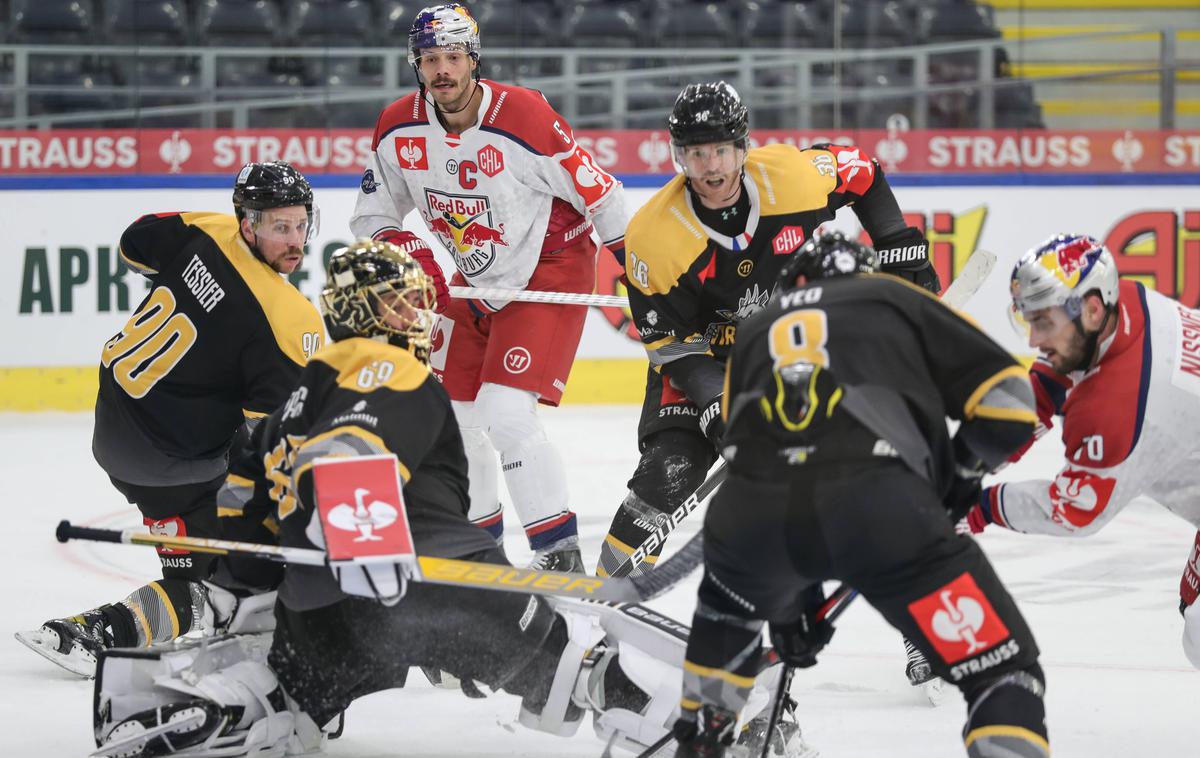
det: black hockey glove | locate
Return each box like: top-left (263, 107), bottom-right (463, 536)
top-left (946, 434), bottom-right (988, 523)
top-left (698, 395), bottom-right (725, 450)
top-left (875, 228), bottom-right (941, 294)
top-left (769, 613), bottom-right (834, 669)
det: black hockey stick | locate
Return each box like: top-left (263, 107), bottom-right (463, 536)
top-left (630, 585), bottom-right (858, 758)
top-left (606, 461), bottom-right (728, 580)
top-left (758, 585), bottom-right (858, 758)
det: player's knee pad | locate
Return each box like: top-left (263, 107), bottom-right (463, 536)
top-left (1182, 601), bottom-right (1200, 669)
top-left (962, 665), bottom-right (1049, 758)
top-left (475, 383), bottom-right (544, 453)
top-left (628, 429), bottom-right (714, 512)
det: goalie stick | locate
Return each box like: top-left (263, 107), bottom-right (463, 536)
top-left (604, 248), bottom-right (998, 581)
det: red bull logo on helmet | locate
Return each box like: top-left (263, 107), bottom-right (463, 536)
top-left (424, 189), bottom-right (507, 276)
top-left (1037, 234), bottom-right (1102, 289)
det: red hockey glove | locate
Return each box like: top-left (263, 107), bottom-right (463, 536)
top-left (375, 230), bottom-right (448, 314)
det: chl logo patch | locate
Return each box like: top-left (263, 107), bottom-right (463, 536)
top-left (908, 572), bottom-right (1010, 664)
top-left (395, 137), bottom-right (428, 170)
top-left (144, 516), bottom-right (189, 555)
top-left (503, 346), bottom-right (532, 374)
top-left (772, 226), bottom-right (806, 256)
top-left (477, 145), bottom-right (504, 177)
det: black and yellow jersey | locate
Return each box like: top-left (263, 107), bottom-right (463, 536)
top-left (724, 274), bottom-right (1035, 490)
top-left (223, 337), bottom-right (496, 611)
top-left (624, 143), bottom-right (915, 384)
top-left (92, 212), bottom-right (324, 487)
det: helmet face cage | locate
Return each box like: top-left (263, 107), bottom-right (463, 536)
top-left (233, 161), bottom-right (317, 242)
top-left (320, 241), bottom-right (437, 361)
top-left (408, 4), bottom-right (481, 70)
top-left (1010, 234), bottom-right (1119, 321)
top-left (776, 231), bottom-right (880, 290)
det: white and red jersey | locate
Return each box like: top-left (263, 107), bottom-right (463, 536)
top-left (350, 80), bottom-right (627, 302)
top-left (983, 280), bottom-right (1200, 536)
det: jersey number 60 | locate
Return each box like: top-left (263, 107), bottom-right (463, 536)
top-left (101, 287), bottom-right (198, 399)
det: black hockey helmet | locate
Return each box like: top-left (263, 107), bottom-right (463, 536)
top-left (668, 81), bottom-right (750, 148)
top-left (233, 161), bottom-right (318, 243)
top-left (777, 231), bottom-right (880, 290)
top-left (321, 239), bottom-right (437, 361)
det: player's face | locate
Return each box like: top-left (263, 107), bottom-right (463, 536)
top-left (1024, 306), bottom-right (1087, 373)
top-left (377, 288), bottom-right (429, 332)
top-left (417, 47), bottom-right (477, 110)
top-left (244, 207), bottom-right (309, 274)
top-left (676, 141), bottom-right (745, 209)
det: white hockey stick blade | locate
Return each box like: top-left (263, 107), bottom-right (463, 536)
top-left (923, 677), bottom-right (949, 707)
top-left (940, 249), bottom-right (996, 310)
top-left (449, 285), bottom-right (627, 308)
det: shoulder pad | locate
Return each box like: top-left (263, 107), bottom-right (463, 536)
top-left (314, 338), bottom-right (432, 394)
top-left (745, 144), bottom-right (838, 214)
top-left (373, 93), bottom-right (428, 148)
top-left (624, 175), bottom-right (709, 295)
top-left (478, 81), bottom-right (575, 156)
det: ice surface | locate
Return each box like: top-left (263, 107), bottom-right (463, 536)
top-left (1, 409), bottom-right (1196, 757)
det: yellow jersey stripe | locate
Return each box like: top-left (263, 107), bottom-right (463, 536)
top-left (683, 660), bottom-right (757, 689)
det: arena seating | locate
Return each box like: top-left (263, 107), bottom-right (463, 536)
top-left (1, 0), bottom-right (1043, 129)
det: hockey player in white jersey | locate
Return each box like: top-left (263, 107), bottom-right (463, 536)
top-left (965, 233), bottom-right (1200, 668)
top-left (350, 3), bottom-right (627, 573)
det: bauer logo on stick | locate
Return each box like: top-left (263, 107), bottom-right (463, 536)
top-left (312, 455), bottom-right (416, 567)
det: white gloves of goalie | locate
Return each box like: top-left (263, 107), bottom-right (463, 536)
top-left (305, 512), bottom-right (408, 606)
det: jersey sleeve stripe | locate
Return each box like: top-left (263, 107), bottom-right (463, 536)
top-left (963, 365), bottom-right (1030, 420)
top-left (293, 426), bottom-right (413, 483)
top-left (117, 247), bottom-right (158, 275)
top-left (1128, 283), bottom-right (1153, 460)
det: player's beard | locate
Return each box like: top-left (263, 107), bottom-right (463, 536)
top-left (269, 246), bottom-right (305, 275)
top-left (430, 74), bottom-right (476, 114)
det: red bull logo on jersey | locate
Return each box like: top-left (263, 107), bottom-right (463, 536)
top-left (424, 189), bottom-right (507, 275)
top-left (1037, 235), bottom-right (1102, 289)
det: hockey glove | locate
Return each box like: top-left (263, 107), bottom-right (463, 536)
top-left (874, 228), bottom-right (941, 294)
top-left (375, 229), bottom-right (449, 313)
top-left (769, 612), bottom-right (834, 669)
top-left (304, 508), bottom-right (408, 606)
top-left (698, 395), bottom-right (726, 450)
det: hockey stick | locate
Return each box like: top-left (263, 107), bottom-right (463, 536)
top-left (56, 520), bottom-right (646, 604)
top-left (631, 585), bottom-right (858, 758)
top-left (449, 285), bottom-right (627, 308)
top-left (606, 461), bottom-right (728, 579)
top-left (605, 250), bottom-right (996, 583)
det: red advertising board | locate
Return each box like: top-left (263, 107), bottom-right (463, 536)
top-left (2, 129), bottom-right (1199, 175)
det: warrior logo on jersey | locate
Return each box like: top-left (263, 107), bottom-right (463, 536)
top-left (423, 189), bottom-right (507, 275)
top-left (908, 572), bottom-right (1011, 668)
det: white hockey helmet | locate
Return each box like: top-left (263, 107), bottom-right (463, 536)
top-left (407, 3), bottom-right (481, 66)
top-left (1009, 234), bottom-right (1119, 321)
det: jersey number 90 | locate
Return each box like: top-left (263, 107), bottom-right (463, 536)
top-left (101, 288), bottom-right (198, 399)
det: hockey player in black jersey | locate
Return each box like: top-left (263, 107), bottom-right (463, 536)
top-left (88, 239), bottom-right (813, 757)
top-left (16, 162), bottom-right (325, 677)
top-left (597, 81), bottom-right (940, 580)
top-left (672, 232), bottom-right (1049, 758)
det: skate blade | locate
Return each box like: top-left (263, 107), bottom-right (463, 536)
top-left (13, 628), bottom-right (96, 678)
top-left (923, 677), bottom-right (949, 707)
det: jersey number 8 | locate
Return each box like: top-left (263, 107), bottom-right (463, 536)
top-left (768, 309), bottom-right (830, 370)
top-left (101, 287), bottom-right (198, 399)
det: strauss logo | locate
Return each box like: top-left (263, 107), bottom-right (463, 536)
top-left (398, 139), bottom-right (426, 170)
top-left (637, 132), bottom-right (672, 173)
top-left (930, 590), bottom-right (989, 654)
top-left (158, 131), bottom-right (192, 174)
